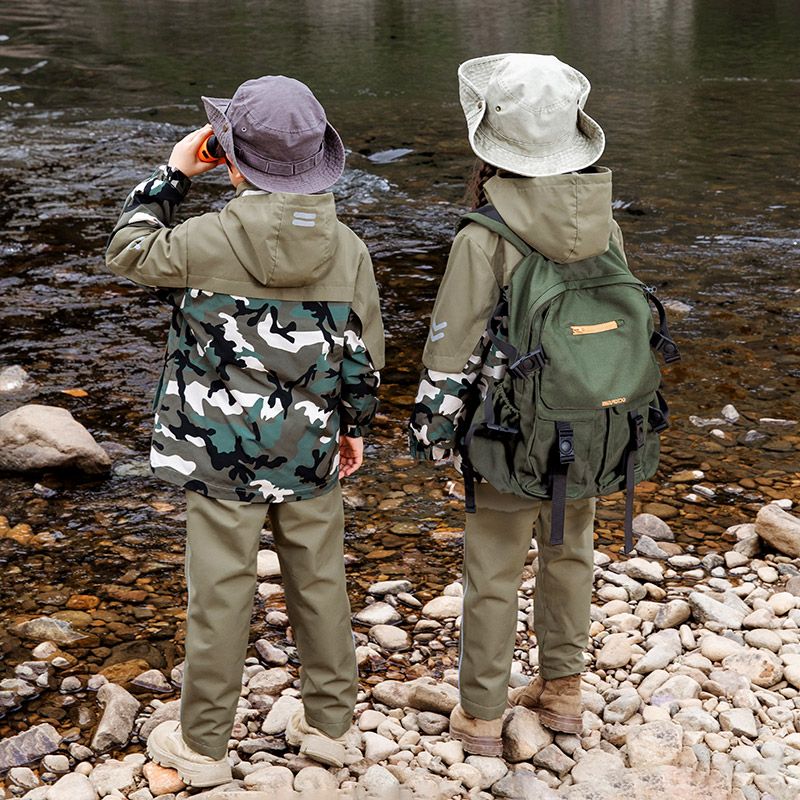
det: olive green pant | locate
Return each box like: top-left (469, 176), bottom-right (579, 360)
top-left (459, 481), bottom-right (596, 721)
top-left (180, 484), bottom-right (357, 760)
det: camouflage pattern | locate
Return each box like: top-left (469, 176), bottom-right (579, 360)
top-left (109, 165), bottom-right (381, 502)
top-left (409, 306), bottom-right (508, 465)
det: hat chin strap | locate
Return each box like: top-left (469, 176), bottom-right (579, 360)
top-left (235, 141), bottom-right (325, 177)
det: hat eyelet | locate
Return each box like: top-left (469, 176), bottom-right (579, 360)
top-left (495, 105), bottom-right (502, 112)
top-left (241, 127), bottom-right (247, 132)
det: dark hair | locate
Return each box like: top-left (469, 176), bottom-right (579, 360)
top-left (465, 158), bottom-right (498, 209)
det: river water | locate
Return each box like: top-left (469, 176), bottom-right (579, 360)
top-left (0, 0), bottom-right (798, 737)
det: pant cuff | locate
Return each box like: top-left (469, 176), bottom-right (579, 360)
top-left (180, 728), bottom-right (228, 761)
top-left (539, 665), bottom-right (584, 681)
top-left (305, 712), bottom-right (353, 739)
top-left (460, 696), bottom-right (507, 722)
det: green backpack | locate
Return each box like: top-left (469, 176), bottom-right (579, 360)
top-left (458, 206), bottom-right (680, 553)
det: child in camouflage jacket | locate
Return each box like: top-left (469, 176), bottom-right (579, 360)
top-left (106, 76), bottom-right (383, 785)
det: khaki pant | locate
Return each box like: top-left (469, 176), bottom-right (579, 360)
top-left (459, 482), bottom-right (596, 721)
top-left (180, 484), bottom-right (357, 760)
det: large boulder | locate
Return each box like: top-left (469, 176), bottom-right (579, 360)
top-left (756, 504), bottom-right (800, 558)
top-left (0, 404), bottom-right (110, 473)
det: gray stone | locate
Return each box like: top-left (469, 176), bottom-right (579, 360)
top-left (41, 754), bottom-right (69, 773)
top-left (633, 513), bottom-right (675, 542)
top-left (492, 768), bottom-right (561, 798)
top-left (248, 667), bottom-right (294, 695)
top-left (0, 723), bottom-right (61, 770)
top-left (719, 708), bottom-right (758, 738)
top-left (363, 731), bottom-right (399, 761)
top-left (294, 765), bottom-right (337, 793)
top-left (532, 743), bottom-right (575, 776)
top-left (673, 707), bottom-right (720, 733)
top-left (353, 602), bottom-right (401, 626)
top-left (371, 679), bottom-right (414, 709)
top-left (562, 765), bottom-right (730, 800)
top-left (138, 699), bottom-right (180, 739)
top-left (755, 503), bottom-right (800, 558)
top-left (131, 668), bottom-right (172, 693)
top-left (10, 616), bottom-right (88, 645)
top-left (632, 644), bottom-right (676, 675)
top-left (654, 599), bottom-right (691, 630)
top-left (0, 365), bottom-right (29, 393)
top-left (359, 765), bottom-right (400, 792)
top-left (633, 535), bottom-right (669, 560)
top-left (243, 765), bottom-right (294, 792)
top-left (625, 721), bottom-right (682, 767)
top-left (260, 695), bottom-right (301, 735)
top-left (0, 404), bottom-right (111, 473)
top-left (502, 707), bottom-right (553, 762)
top-left (410, 679), bottom-right (459, 714)
top-left (571, 749), bottom-right (625, 783)
top-left (91, 683), bottom-right (140, 752)
top-left (254, 639), bottom-right (289, 666)
top-left (614, 558), bottom-right (664, 584)
top-left (367, 580), bottom-right (412, 596)
top-left (47, 772), bottom-right (98, 800)
top-left (464, 755), bottom-right (509, 790)
top-left (603, 690), bottom-right (641, 724)
top-left (688, 591), bottom-right (746, 629)
top-left (8, 767), bottom-right (39, 789)
top-left (417, 711), bottom-right (450, 735)
top-left (89, 759), bottom-right (137, 796)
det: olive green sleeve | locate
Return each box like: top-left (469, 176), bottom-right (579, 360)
top-left (350, 244), bottom-right (386, 371)
top-left (421, 230), bottom-right (501, 373)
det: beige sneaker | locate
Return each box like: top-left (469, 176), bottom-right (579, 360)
top-left (285, 708), bottom-right (347, 768)
top-left (449, 704), bottom-right (503, 757)
top-left (146, 720), bottom-right (232, 788)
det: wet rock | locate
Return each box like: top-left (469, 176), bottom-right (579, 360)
top-left (91, 682), bottom-right (140, 751)
top-left (0, 723), bottom-right (61, 770)
top-left (0, 404), bottom-right (111, 473)
top-left (755, 503), bottom-right (800, 558)
top-left (254, 639), bottom-right (289, 666)
top-left (625, 721), bottom-right (682, 767)
top-left (0, 365), bottom-right (30, 392)
top-left (632, 514), bottom-right (675, 542)
top-left (421, 595), bottom-right (463, 619)
top-left (353, 602), bottom-right (401, 626)
top-left (368, 580), bottom-right (412, 595)
top-left (688, 592), bottom-right (745, 629)
top-left (8, 766), bottom-right (39, 789)
top-left (11, 616), bottom-right (88, 645)
top-left (47, 772), bottom-right (98, 800)
top-left (143, 761), bottom-right (185, 794)
top-left (502, 707), bottom-right (553, 762)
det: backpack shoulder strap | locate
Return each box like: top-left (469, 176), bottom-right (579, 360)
top-left (459, 204), bottom-right (533, 258)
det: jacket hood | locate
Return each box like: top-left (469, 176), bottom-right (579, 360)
top-left (219, 184), bottom-right (339, 287)
top-left (484, 167), bottom-right (613, 263)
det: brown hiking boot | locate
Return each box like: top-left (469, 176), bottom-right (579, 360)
top-left (449, 704), bottom-right (503, 757)
top-left (508, 674), bottom-right (582, 734)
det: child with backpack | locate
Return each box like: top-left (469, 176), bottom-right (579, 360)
top-left (410, 53), bottom-right (677, 755)
top-left (106, 76), bottom-right (384, 785)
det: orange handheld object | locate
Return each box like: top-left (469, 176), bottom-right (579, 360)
top-left (197, 132), bottom-right (224, 163)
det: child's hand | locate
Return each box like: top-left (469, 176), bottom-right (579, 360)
top-left (168, 125), bottom-right (220, 178)
top-left (339, 436), bottom-right (364, 478)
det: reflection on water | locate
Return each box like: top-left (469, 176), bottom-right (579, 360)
top-left (0, 0), bottom-right (798, 732)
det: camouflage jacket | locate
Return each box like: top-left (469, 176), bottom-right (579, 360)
top-left (107, 165), bottom-right (384, 503)
top-left (410, 168), bottom-right (624, 464)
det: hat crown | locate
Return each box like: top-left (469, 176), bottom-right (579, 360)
top-left (229, 76), bottom-right (327, 163)
top-left (484, 54), bottom-right (588, 147)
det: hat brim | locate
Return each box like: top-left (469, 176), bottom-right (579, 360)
top-left (457, 54), bottom-right (605, 177)
top-left (201, 95), bottom-right (346, 194)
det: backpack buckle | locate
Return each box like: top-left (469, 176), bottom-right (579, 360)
top-left (510, 345), bottom-right (546, 378)
top-left (630, 412), bottom-right (645, 450)
top-left (555, 421), bottom-right (575, 465)
top-left (648, 405), bottom-right (669, 433)
top-left (650, 331), bottom-right (681, 363)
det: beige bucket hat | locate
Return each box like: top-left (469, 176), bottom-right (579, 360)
top-left (458, 53), bottom-right (605, 177)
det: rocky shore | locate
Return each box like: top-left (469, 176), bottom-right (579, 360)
top-left (2, 499), bottom-right (800, 800)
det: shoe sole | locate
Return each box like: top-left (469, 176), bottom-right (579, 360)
top-left (449, 726), bottom-right (503, 757)
top-left (147, 732), bottom-right (232, 788)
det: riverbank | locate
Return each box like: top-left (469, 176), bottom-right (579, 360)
top-left (2, 487), bottom-right (800, 799)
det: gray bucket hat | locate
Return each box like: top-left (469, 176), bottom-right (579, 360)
top-left (202, 75), bottom-right (345, 194)
top-left (458, 53), bottom-right (605, 177)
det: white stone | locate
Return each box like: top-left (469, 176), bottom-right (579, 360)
top-left (91, 683), bottom-right (140, 752)
top-left (244, 765), bottom-right (294, 792)
top-left (632, 514), bottom-right (675, 542)
top-left (615, 558), bottom-right (664, 584)
top-left (256, 549), bottom-right (280, 578)
top-left (649, 675), bottom-right (701, 707)
top-left (464, 755), bottom-right (508, 790)
top-left (358, 709), bottom-right (387, 731)
top-left (353, 601), bottom-right (401, 626)
top-left (363, 731), bottom-right (400, 762)
top-left (369, 624), bottom-right (410, 651)
top-left (632, 644), bottom-right (676, 675)
top-left (89, 760), bottom-right (136, 796)
top-left (743, 628), bottom-right (782, 652)
top-left (427, 739), bottom-right (464, 766)
top-left (625, 721), bottom-right (682, 767)
top-left (595, 634), bottom-right (633, 670)
top-left (721, 649), bottom-right (782, 688)
top-left (688, 591), bottom-right (746, 629)
top-left (769, 592), bottom-right (796, 616)
top-left (654, 599), bottom-right (691, 629)
top-left (571, 748), bottom-right (626, 783)
top-left (421, 595), bottom-right (462, 620)
top-left (294, 765), bottom-right (338, 794)
top-left (719, 708), bottom-right (758, 738)
top-left (359, 765), bottom-right (400, 792)
top-left (368, 580), bottom-right (412, 596)
top-left (700, 633), bottom-right (744, 662)
top-left (261, 695), bottom-right (302, 734)
top-left (447, 762), bottom-right (483, 790)
top-left (502, 707), bottom-right (553, 761)
top-left (46, 773), bottom-right (98, 800)
top-left (755, 504), bottom-right (800, 558)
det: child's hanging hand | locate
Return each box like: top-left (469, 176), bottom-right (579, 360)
top-left (339, 436), bottom-right (364, 478)
top-left (168, 125), bottom-right (220, 178)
